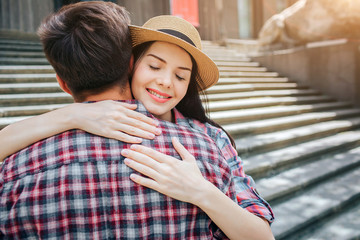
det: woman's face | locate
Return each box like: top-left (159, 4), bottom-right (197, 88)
top-left (131, 41), bottom-right (192, 122)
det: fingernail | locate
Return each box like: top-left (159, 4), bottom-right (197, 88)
top-left (148, 133), bottom-right (155, 139)
top-left (154, 120), bottom-right (160, 126)
top-left (135, 137), bottom-right (143, 143)
top-left (155, 129), bottom-right (162, 135)
top-left (130, 173), bottom-right (137, 180)
top-left (130, 145), bottom-right (139, 150)
top-left (124, 158), bottom-right (131, 164)
top-left (121, 149), bottom-right (129, 156)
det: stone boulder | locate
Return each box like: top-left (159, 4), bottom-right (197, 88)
top-left (258, 0), bottom-right (360, 48)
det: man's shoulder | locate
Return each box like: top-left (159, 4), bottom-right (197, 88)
top-left (1, 129), bottom-right (125, 183)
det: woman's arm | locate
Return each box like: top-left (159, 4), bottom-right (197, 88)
top-left (205, 123), bottom-right (275, 223)
top-left (0, 100), bottom-right (160, 162)
top-left (121, 138), bottom-right (274, 240)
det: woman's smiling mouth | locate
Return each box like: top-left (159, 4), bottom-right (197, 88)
top-left (147, 88), bottom-right (172, 103)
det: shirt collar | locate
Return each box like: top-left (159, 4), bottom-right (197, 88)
top-left (173, 108), bottom-right (191, 126)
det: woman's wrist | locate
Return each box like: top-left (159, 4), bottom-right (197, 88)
top-left (190, 180), bottom-right (219, 209)
top-left (52, 103), bottom-right (85, 131)
top-left (61, 103), bottom-right (83, 130)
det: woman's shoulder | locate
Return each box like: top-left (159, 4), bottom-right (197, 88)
top-left (174, 109), bottom-right (226, 141)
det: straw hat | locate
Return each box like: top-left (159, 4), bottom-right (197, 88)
top-left (129, 15), bottom-right (219, 91)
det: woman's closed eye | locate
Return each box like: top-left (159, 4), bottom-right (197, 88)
top-left (149, 65), bottom-right (160, 70)
top-left (175, 74), bottom-right (185, 81)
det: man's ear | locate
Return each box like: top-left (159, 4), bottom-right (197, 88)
top-left (56, 74), bottom-right (72, 95)
top-left (128, 55), bottom-right (134, 75)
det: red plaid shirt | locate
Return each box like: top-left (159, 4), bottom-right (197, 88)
top-left (0, 101), bottom-right (236, 239)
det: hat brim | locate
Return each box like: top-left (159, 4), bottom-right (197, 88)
top-left (129, 25), bottom-right (219, 91)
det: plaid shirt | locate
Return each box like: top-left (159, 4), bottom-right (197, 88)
top-left (0, 101), bottom-right (236, 240)
top-left (174, 109), bottom-right (275, 223)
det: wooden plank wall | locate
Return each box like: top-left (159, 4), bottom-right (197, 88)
top-left (0, 0), bottom-right (250, 41)
top-left (198, 0), bottom-right (239, 41)
top-left (117, 0), bottom-right (170, 26)
top-left (0, 0), bottom-right (54, 37)
top-left (119, 0), bottom-right (239, 41)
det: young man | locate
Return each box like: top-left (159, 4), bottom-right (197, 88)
top-left (0, 2), bottom-right (239, 239)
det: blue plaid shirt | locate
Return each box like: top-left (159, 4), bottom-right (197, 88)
top-left (174, 109), bottom-right (274, 223)
top-left (0, 101), bottom-right (236, 239)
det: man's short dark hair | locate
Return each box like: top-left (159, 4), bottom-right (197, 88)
top-left (38, 1), bottom-right (132, 101)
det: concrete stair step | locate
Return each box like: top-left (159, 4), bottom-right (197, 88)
top-left (0, 115), bottom-right (34, 129)
top-left (217, 77), bottom-right (290, 85)
top-left (205, 89), bottom-right (321, 101)
top-left (270, 166), bottom-right (360, 239)
top-left (224, 108), bottom-right (360, 136)
top-left (235, 116), bottom-right (360, 156)
top-left (219, 71), bottom-right (279, 78)
top-left (0, 57), bottom-right (49, 65)
top-left (208, 55), bottom-right (246, 60)
top-left (206, 82), bottom-right (304, 94)
top-left (204, 48), bottom-right (238, 54)
top-left (0, 65), bottom-right (54, 74)
top-left (211, 56), bottom-right (251, 62)
top-left (0, 39), bottom-right (42, 46)
top-left (0, 44), bottom-right (43, 52)
top-left (243, 130), bottom-right (360, 178)
top-left (295, 201), bottom-right (360, 240)
top-left (0, 51), bottom-right (45, 58)
top-left (207, 50), bottom-right (245, 54)
top-left (208, 95), bottom-right (334, 112)
top-left (218, 66), bottom-right (267, 72)
top-left (200, 40), bottom-right (217, 44)
top-left (0, 104), bottom-right (67, 118)
top-left (0, 92), bottom-right (73, 106)
top-left (0, 73), bottom-right (56, 83)
top-left (0, 82), bottom-right (61, 94)
top-left (214, 61), bottom-right (260, 67)
top-left (256, 146), bottom-right (360, 202)
top-left (209, 101), bottom-right (352, 124)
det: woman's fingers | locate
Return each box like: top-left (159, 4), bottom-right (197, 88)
top-left (109, 121), bottom-right (157, 140)
top-left (106, 129), bottom-right (143, 143)
top-left (114, 101), bottom-right (160, 128)
top-left (123, 143), bottom-right (207, 204)
top-left (124, 157), bottom-right (161, 180)
top-left (171, 137), bottom-right (195, 162)
top-left (121, 148), bottom-right (164, 169)
top-left (112, 117), bottom-right (161, 138)
top-left (77, 101), bottom-right (161, 141)
top-left (129, 173), bottom-right (161, 192)
top-left (129, 144), bottom-right (174, 164)
top-left (114, 101), bottom-right (137, 110)
top-left (108, 103), bottom-right (161, 137)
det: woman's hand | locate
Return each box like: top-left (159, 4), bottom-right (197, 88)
top-left (121, 137), bottom-right (210, 204)
top-left (121, 137), bottom-right (275, 240)
top-left (69, 100), bottom-right (161, 143)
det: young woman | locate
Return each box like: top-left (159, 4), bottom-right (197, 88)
top-left (0, 16), bottom-right (274, 239)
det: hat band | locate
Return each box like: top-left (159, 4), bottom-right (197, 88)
top-left (158, 29), bottom-right (196, 47)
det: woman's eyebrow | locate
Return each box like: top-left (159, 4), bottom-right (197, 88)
top-left (147, 54), bottom-right (192, 72)
top-left (147, 54), bottom-right (166, 63)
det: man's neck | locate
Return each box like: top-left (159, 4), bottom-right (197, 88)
top-left (81, 86), bottom-right (133, 102)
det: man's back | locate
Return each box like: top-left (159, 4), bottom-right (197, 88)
top-left (0, 102), bottom-right (236, 239)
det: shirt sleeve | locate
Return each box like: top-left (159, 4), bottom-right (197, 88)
top-left (173, 109), bottom-right (274, 223)
top-left (205, 123), bottom-right (275, 224)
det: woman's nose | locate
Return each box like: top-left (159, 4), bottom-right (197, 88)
top-left (156, 73), bottom-right (172, 88)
